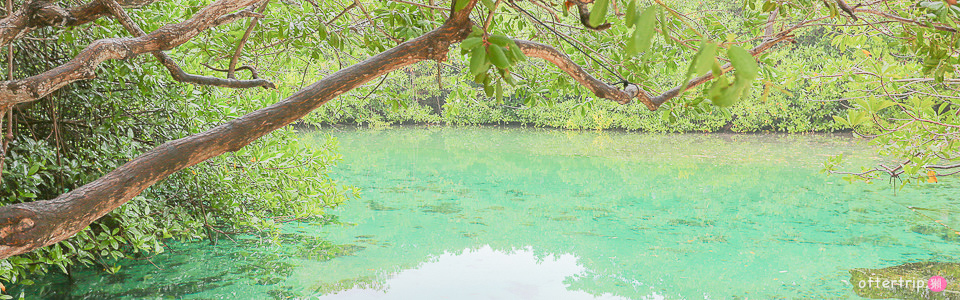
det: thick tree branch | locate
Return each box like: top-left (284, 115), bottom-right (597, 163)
top-left (101, 0), bottom-right (275, 89)
top-left (763, 8), bottom-right (779, 40)
top-left (514, 39), bottom-right (647, 108)
top-left (0, 0), bottom-right (159, 48)
top-left (0, 0), bottom-right (264, 106)
top-left (0, 0), bottom-right (479, 260)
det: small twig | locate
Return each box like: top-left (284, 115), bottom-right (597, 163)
top-left (482, 0), bottom-right (502, 32)
top-left (326, 1), bottom-right (357, 25)
top-left (388, 0), bottom-right (448, 10)
top-left (356, 0), bottom-right (402, 44)
top-left (228, 0), bottom-right (269, 79)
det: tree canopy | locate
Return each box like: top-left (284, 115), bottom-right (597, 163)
top-left (0, 0), bottom-right (957, 277)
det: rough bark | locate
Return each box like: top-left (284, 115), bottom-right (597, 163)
top-left (0, 0), bottom-right (478, 259)
top-left (515, 39), bottom-right (647, 107)
top-left (0, 0), bottom-right (159, 48)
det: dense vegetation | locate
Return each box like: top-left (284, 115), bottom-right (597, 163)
top-left (0, 0), bottom-right (956, 296)
top-left (0, 25), bottom-right (354, 292)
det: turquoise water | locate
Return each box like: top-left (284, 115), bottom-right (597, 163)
top-left (26, 127), bottom-right (960, 299)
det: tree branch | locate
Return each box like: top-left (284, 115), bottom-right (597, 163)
top-left (0, 0), bottom-right (266, 106)
top-left (514, 39), bottom-right (646, 108)
top-left (227, 0), bottom-right (268, 79)
top-left (0, 0), bottom-right (479, 260)
top-left (0, 0), bottom-right (160, 48)
top-left (854, 8), bottom-right (957, 33)
top-left (388, 0), bottom-right (448, 11)
top-left (101, 0), bottom-right (275, 89)
top-left (649, 33), bottom-right (795, 108)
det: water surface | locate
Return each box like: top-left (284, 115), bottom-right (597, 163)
top-left (33, 127), bottom-right (960, 299)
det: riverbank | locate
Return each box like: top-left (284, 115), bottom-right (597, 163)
top-left (303, 93), bottom-right (849, 134)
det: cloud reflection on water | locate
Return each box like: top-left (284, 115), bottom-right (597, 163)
top-left (316, 245), bottom-right (636, 300)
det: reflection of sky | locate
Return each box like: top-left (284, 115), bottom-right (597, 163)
top-left (315, 245), bottom-right (633, 300)
top-left (45, 127), bottom-right (960, 299)
top-left (303, 127), bottom-right (960, 299)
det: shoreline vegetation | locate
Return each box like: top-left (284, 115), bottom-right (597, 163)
top-left (302, 120), bottom-right (856, 136)
top-left (301, 91), bottom-right (849, 134)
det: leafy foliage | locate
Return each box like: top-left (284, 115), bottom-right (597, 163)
top-left (0, 9), bottom-right (354, 293)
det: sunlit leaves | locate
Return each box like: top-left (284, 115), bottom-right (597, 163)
top-left (832, 109), bottom-right (870, 127)
top-left (706, 46), bottom-right (758, 107)
top-left (462, 31), bottom-right (525, 104)
top-left (624, 6), bottom-right (657, 56)
top-left (682, 41), bottom-right (718, 88)
top-left (729, 46), bottom-right (759, 82)
top-left (589, 0), bottom-right (610, 28)
top-left (625, 0), bottom-right (638, 26)
top-left (854, 97), bottom-right (897, 114)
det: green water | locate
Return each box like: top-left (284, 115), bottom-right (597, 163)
top-left (27, 127), bottom-right (960, 299)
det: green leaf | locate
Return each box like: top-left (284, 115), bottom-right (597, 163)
top-left (487, 34), bottom-right (515, 48)
top-left (625, 6), bottom-right (657, 56)
top-left (315, 23), bottom-right (328, 42)
top-left (682, 41), bottom-right (717, 87)
top-left (27, 164), bottom-right (40, 176)
top-left (469, 46), bottom-right (488, 76)
top-left (474, 69), bottom-right (488, 83)
top-left (495, 80), bottom-right (504, 104)
top-left (833, 115), bottom-right (851, 127)
top-left (508, 43), bottom-right (526, 62)
top-left (707, 76), bottom-right (732, 106)
top-left (455, 0), bottom-right (469, 12)
top-left (625, 0), bottom-right (638, 27)
top-left (482, 0), bottom-right (495, 10)
top-left (461, 37), bottom-right (484, 51)
top-left (487, 45), bottom-right (511, 69)
top-left (328, 33), bottom-right (342, 49)
top-left (728, 45), bottom-right (758, 82)
top-left (589, 0), bottom-right (610, 28)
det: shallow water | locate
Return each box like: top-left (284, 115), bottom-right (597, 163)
top-left (29, 127), bottom-right (960, 299)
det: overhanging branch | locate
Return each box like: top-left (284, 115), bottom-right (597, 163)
top-left (0, 0), bottom-right (160, 48)
top-left (515, 39), bottom-right (647, 108)
top-left (101, 0), bottom-right (275, 89)
top-left (0, 0), bottom-right (479, 260)
top-left (0, 0), bottom-right (265, 106)
top-left (649, 33), bottom-right (795, 108)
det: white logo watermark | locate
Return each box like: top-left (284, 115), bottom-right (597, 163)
top-left (856, 275), bottom-right (947, 292)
